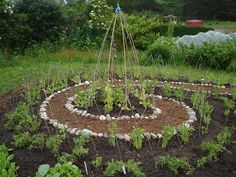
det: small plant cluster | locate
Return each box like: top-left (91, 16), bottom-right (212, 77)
top-left (104, 159), bottom-right (145, 177)
top-left (162, 126), bottom-right (176, 148)
top-left (59, 133), bottom-right (89, 162)
top-left (218, 96), bottom-right (235, 122)
top-left (76, 85), bottom-right (96, 109)
top-left (191, 93), bottom-right (213, 134)
top-left (108, 122), bottom-right (118, 147)
top-left (35, 162), bottom-right (82, 177)
top-left (154, 155), bottom-right (194, 175)
top-left (46, 78), bottom-right (67, 95)
top-left (0, 144), bottom-right (18, 177)
top-left (131, 127), bottom-right (145, 150)
top-left (178, 124), bottom-right (195, 144)
top-left (92, 155), bottom-right (103, 169)
top-left (197, 127), bottom-right (232, 168)
top-left (5, 103), bottom-right (40, 134)
top-left (26, 81), bottom-right (44, 106)
top-left (46, 132), bottom-right (67, 156)
top-left (162, 83), bottom-right (186, 101)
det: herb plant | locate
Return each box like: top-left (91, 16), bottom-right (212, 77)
top-left (0, 144), bottom-right (18, 177)
top-left (154, 155), bottom-right (194, 175)
top-left (92, 155), bottom-right (103, 169)
top-left (178, 124), bottom-right (194, 144)
top-left (162, 126), bottom-right (176, 148)
top-left (162, 83), bottom-right (172, 97)
top-left (131, 127), bottom-right (144, 150)
top-left (45, 132), bottom-right (66, 156)
top-left (108, 122), bottom-right (118, 147)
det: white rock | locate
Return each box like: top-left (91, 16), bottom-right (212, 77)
top-left (77, 110), bottom-right (83, 115)
top-left (116, 133), bottom-right (125, 139)
top-left (183, 123), bottom-right (190, 128)
top-left (144, 133), bottom-right (151, 140)
top-left (186, 119), bottom-right (194, 124)
top-left (134, 113), bottom-right (140, 119)
top-left (106, 114), bottom-right (111, 121)
top-left (90, 132), bottom-right (98, 137)
top-left (221, 85), bottom-right (226, 89)
top-left (124, 134), bottom-right (131, 141)
top-left (98, 133), bottom-right (103, 137)
top-left (82, 111), bottom-right (87, 116)
top-left (75, 130), bottom-right (81, 135)
top-left (151, 133), bottom-right (157, 139)
top-left (189, 115), bottom-right (197, 121)
top-left (99, 115), bottom-right (106, 121)
top-left (84, 81), bottom-right (90, 85)
top-left (82, 129), bottom-right (92, 135)
top-left (157, 133), bottom-right (163, 138)
top-left (70, 128), bottom-right (78, 134)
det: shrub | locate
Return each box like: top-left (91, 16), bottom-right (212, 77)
top-left (181, 41), bottom-right (236, 70)
top-left (0, 144), bottom-right (18, 177)
top-left (154, 155), bottom-right (194, 175)
top-left (145, 42), bottom-right (172, 64)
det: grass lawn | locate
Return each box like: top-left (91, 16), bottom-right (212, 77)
top-left (0, 49), bottom-right (235, 95)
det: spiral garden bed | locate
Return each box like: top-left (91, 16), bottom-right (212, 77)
top-left (0, 79), bottom-right (236, 177)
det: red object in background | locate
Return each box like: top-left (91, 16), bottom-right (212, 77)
top-left (186, 20), bottom-right (203, 26)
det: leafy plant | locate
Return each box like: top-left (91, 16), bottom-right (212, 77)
top-left (126, 160), bottom-right (145, 177)
top-left (0, 144), bottom-right (18, 177)
top-left (12, 132), bottom-right (31, 148)
top-left (36, 162), bottom-right (82, 177)
top-left (113, 86), bottom-right (126, 109)
top-left (178, 124), bottom-right (194, 144)
top-left (162, 83), bottom-right (172, 97)
top-left (102, 84), bottom-right (113, 113)
top-left (197, 127), bottom-right (232, 168)
top-left (138, 87), bottom-right (151, 109)
top-left (46, 132), bottom-right (66, 156)
top-left (104, 160), bottom-right (124, 176)
top-left (29, 133), bottom-right (46, 151)
top-left (92, 155), bottom-right (103, 169)
top-left (162, 126), bottom-right (176, 148)
top-left (131, 127), bottom-right (144, 150)
top-left (72, 133), bottom-right (89, 157)
top-left (108, 122), bottom-right (118, 147)
top-left (174, 86), bottom-right (185, 102)
top-left (76, 86), bottom-right (94, 109)
top-left (154, 155), bottom-right (194, 175)
top-left (197, 141), bottom-right (226, 168)
top-left (143, 80), bottom-right (156, 95)
top-left (5, 103), bottom-right (40, 134)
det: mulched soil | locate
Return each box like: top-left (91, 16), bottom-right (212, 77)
top-left (0, 85), bottom-right (236, 177)
top-left (47, 86), bottom-right (188, 134)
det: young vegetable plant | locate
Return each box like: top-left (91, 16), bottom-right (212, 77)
top-left (36, 162), bottom-right (82, 177)
top-left (45, 131), bottom-right (66, 156)
top-left (178, 124), bottom-right (195, 144)
top-left (5, 103), bottom-right (40, 134)
top-left (92, 155), bottom-right (103, 169)
top-left (102, 84), bottom-right (113, 113)
top-left (131, 127), bottom-right (144, 150)
top-left (154, 155), bottom-right (194, 175)
top-left (76, 86), bottom-right (95, 109)
top-left (162, 83), bottom-right (172, 97)
top-left (162, 126), bottom-right (176, 148)
top-left (72, 133), bottom-right (89, 157)
top-left (0, 144), bottom-right (18, 177)
top-left (108, 122), bottom-right (118, 147)
top-left (174, 86), bottom-right (186, 102)
top-left (197, 127), bottom-right (232, 168)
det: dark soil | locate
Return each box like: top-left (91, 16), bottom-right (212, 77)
top-left (0, 85), bottom-right (236, 177)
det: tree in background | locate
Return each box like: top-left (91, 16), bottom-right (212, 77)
top-left (0, 0), bottom-right (31, 56)
top-left (155, 0), bottom-right (185, 19)
top-left (14, 0), bottom-right (65, 43)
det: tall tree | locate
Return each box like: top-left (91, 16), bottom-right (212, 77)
top-left (14, 0), bottom-right (65, 43)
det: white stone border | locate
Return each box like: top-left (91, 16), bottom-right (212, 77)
top-left (159, 80), bottom-right (232, 96)
top-left (39, 81), bottom-right (197, 141)
top-left (65, 94), bottom-right (161, 121)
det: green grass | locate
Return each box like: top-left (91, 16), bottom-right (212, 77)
top-left (205, 21), bottom-right (236, 29)
top-left (0, 49), bottom-right (235, 95)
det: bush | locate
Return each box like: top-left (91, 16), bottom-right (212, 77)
top-left (181, 40), bottom-right (236, 70)
top-left (145, 42), bottom-right (172, 64)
